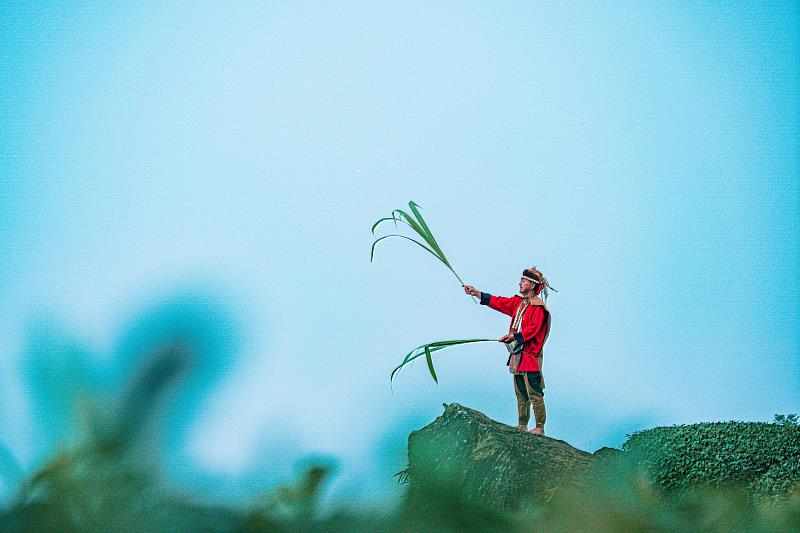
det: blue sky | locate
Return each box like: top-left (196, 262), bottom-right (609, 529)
top-left (1, 1), bottom-right (798, 506)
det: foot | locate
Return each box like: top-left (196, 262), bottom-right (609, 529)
top-left (528, 427), bottom-right (545, 436)
top-left (515, 424), bottom-right (528, 431)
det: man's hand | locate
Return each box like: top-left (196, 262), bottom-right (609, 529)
top-left (463, 284), bottom-right (481, 297)
top-left (499, 334), bottom-right (515, 343)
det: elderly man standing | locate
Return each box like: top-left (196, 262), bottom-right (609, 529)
top-left (463, 266), bottom-right (553, 435)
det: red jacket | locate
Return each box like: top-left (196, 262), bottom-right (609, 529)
top-left (480, 293), bottom-right (551, 372)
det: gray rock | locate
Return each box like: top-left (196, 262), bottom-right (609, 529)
top-left (405, 403), bottom-right (598, 511)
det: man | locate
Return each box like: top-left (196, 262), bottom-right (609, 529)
top-left (463, 267), bottom-right (552, 435)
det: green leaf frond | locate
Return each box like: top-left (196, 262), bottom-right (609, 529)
top-left (390, 339), bottom-right (496, 383)
top-left (371, 201), bottom-right (473, 298)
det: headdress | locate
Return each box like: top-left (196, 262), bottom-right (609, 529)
top-left (522, 266), bottom-right (557, 301)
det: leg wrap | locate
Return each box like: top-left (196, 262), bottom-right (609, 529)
top-left (531, 394), bottom-right (546, 429)
top-left (523, 373), bottom-right (546, 430)
top-left (514, 375), bottom-right (530, 427)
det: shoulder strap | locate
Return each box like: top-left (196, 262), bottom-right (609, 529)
top-left (510, 300), bottom-right (528, 333)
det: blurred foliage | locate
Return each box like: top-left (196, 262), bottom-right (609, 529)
top-left (623, 416), bottom-right (800, 500)
top-left (243, 463), bottom-right (333, 531)
top-left (524, 456), bottom-right (800, 533)
top-left (17, 294), bottom-right (239, 472)
top-left (2, 390), bottom-right (799, 532)
top-left (0, 298), bottom-right (797, 531)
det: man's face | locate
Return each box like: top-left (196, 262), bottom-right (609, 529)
top-left (519, 277), bottom-right (534, 296)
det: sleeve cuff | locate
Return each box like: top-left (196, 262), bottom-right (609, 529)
top-left (514, 332), bottom-right (524, 345)
top-left (480, 292), bottom-right (491, 305)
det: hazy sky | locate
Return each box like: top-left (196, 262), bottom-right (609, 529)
top-left (1, 1), bottom-right (798, 506)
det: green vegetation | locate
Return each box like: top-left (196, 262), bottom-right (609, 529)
top-left (3, 400), bottom-right (798, 531)
top-left (390, 338), bottom-right (496, 383)
top-left (370, 201), bottom-right (474, 302)
top-left (523, 456), bottom-right (800, 533)
top-left (372, 201), bottom-right (494, 384)
top-left (0, 311), bottom-right (797, 531)
top-left (623, 415), bottom-right (800, 500)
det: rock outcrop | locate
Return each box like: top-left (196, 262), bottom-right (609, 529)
top-left (405, 403), bottom-right (600, 510)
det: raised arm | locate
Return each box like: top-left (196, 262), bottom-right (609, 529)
top-left (463, 284), bottom-right (518, 317)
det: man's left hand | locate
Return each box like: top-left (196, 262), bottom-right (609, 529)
top-left (499, 334), bottom-right (515, 343)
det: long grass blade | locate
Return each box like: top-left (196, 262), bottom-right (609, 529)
top-left (393, 208), bottom-right (463, 283)
top-left (405, 202), bottom-right (471, 291)
top-left (391, 209), bottom-right (438, 253)
top-left (390, 343), bottom-right (453, 381)
top-left (394, 342), bottom-right (447, 374)
top-left (373, 214), bottom-right (431, 245)
top-left (407, 202), bottom-right (449, 266)
top-left (371, 217), bottom-right (399, 235)
top-left (424, 346), bottom-right (437, 383)
top-left (372, 201), bottom-right (477, 302)
top-left (372, 210), bottom-right (430, 235)
top-left (370, 234), bottom-right (438, 263)
top-left (390, 338), bottom-right (496, 382)
top-left (392, 341), bottom-right (487, 381)
top-left (396, 338), bottom-right (484, 367)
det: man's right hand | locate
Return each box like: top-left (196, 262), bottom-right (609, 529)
top-left (463, 285), bottom-right (480, 297)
